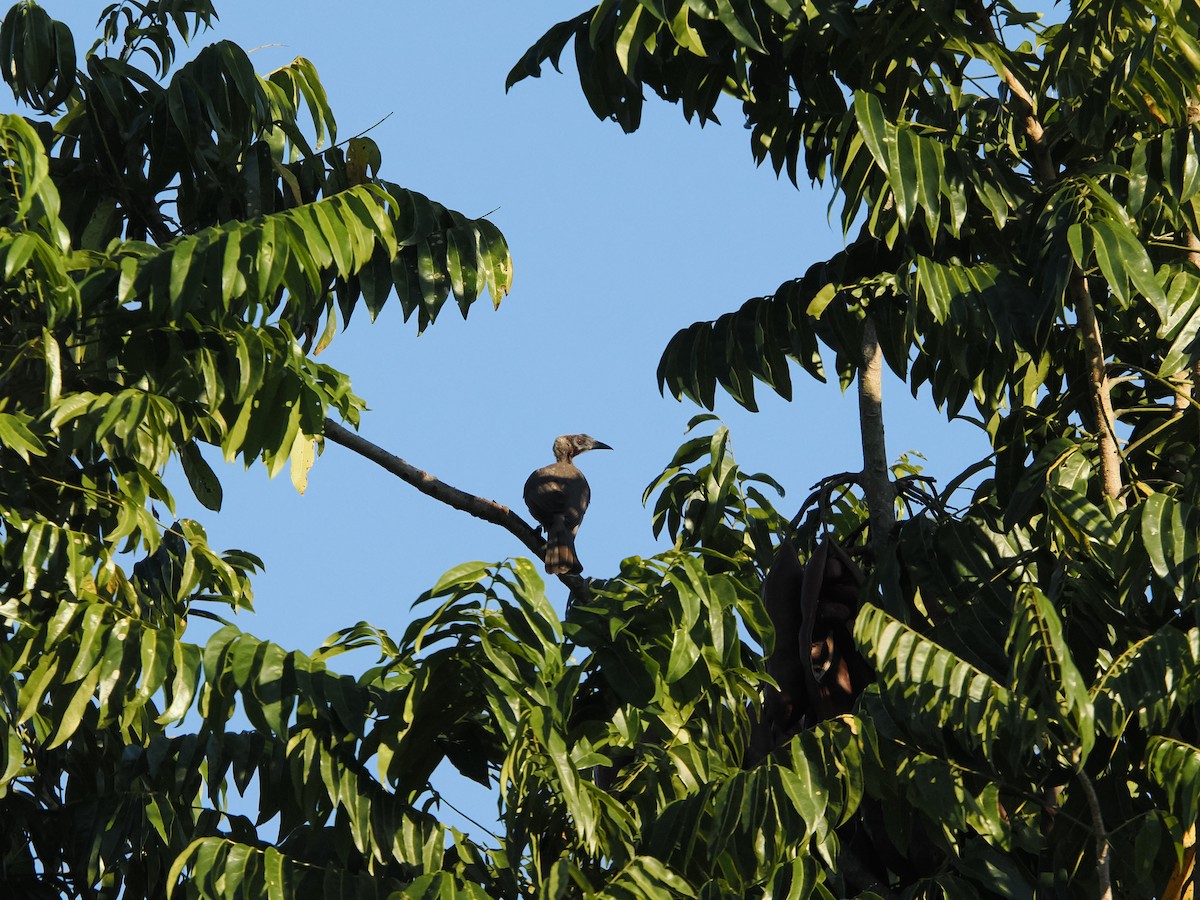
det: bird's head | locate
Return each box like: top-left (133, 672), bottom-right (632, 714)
top-left (554, 434), bottom-right (613, 460)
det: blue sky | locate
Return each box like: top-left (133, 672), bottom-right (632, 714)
top-left (45, 0), bottom-right (992, 834)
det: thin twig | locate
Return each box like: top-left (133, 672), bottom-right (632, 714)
top-left (333, 111), bottom-right (396, 150)
top-left (429, 791), bottom-right (501, 841)
top-left (1076, 771), bottom-right (1113, 900)
top-left (790, 471), bottom-right (862, 529)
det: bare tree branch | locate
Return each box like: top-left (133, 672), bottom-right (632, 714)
top-left (966, 0), bottom-right (1055, 183)
top-left (322, 418), bottom-right (542, 550)
top-left (322, 418), bottom-right (590, 597)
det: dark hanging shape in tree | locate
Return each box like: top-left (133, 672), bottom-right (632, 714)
top-left (751, 535), bottom-right (873, 762)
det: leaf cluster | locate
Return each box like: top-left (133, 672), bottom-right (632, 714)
top-left (0, 3), bottom-right (515, 896)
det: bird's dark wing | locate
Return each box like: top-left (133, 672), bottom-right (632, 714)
top-left (524, 463), bottom-right (589, 531)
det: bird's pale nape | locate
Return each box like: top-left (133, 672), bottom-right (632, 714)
top-left (523, 434), bottom-right (611, 575)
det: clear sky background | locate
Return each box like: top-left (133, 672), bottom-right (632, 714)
top-left (45, 0), bottom-right (992, 832)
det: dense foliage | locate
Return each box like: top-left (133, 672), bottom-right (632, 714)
top-left (1, 0), bottom-right (1199, 898)
top-left (511, 0), bottom-right (1200, 895)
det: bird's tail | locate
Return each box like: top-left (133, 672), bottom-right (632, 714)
top-left (544, 519), bottom-right (582, 575)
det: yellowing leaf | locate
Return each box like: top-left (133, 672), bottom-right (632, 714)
top-left (289, 431), bottom-right (315, 495)
top-left (806, 282), bottom-right (837, 319)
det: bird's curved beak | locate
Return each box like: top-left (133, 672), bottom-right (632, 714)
top-left (592, 440), bottom-right (613, 451)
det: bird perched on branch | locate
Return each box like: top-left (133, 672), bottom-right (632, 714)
top-left (524, 434), bottom-right (611, 575)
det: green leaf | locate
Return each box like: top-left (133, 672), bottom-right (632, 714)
top-left (168, 236), bottom-right (198, 309)
top-left (888, 123), bottom-right (919, 226)
top-left (1089, 218), bottom-right (1167, 315)
top-left (712, 0), bottom-right (765, 53)
top-left (806, 282), bottom-right (837, 319)
top-left (1145, 736), bottom-right (1200, 831)
top-left (0, 411), bottom-right (45, 461)
top-left (1007, 585), bottom-right (1094, 763)
top-left (181, 440), bottom-right (223, 511)
top-left (1092, 627), bottom-right (1200, 736)
top-left (854, 603), bottom-right (1032, 766)
top-left (429, 561), bottom-right (492, 596)
top-left (1141, 493), bottom-right (1200, 591)
top-left (45, 663), bottom-right (100, 749)
top-left (912, 128), bottom-right (944, 238)
top-left (853, 92), bottom-right (891, 173)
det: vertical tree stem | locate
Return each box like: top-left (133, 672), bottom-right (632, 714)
top-left (1076, 771), bottom-right (1113, 900)
top-left (1070, 276), bottom-right (1123, 500)
top-left (968, 0), bottom-right (1123, 500)
top-left (1174, 233), bottom-right (1200, 415)
top-left (859, 316), bottom-right (896, 554)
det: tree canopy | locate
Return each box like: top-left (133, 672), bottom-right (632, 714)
top-left (511, 0), bottom-right (1200, 894)
top-left (1, 0), bottom-right (1199, 898)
